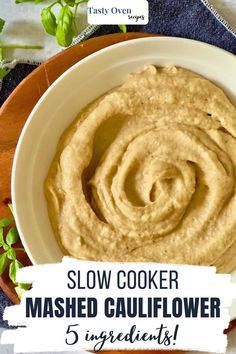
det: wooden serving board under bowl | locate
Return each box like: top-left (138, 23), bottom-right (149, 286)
top-left (0, 32), bottom-right (235, 345)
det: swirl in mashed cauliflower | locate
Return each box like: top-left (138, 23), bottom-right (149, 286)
top-left (45, 65), bottom-right (236, 273)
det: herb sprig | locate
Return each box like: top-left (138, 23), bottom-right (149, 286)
top-left (0, 205), bottom-right (30, 299)
top-left (16, 0), bottom-right (127, 47)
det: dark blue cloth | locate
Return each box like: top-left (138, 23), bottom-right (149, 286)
top-left (0, 289), bottom-right (13, 328)
top-left (90, 0), bottom-right (236, 55)
top-left (1, 0), bottom-right (236, 326)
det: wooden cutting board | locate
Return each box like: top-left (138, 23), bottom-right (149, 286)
top-left (0, 31), bottom-right (235, 341)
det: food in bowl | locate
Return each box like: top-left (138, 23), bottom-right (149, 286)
top-left (45, 65), bottom-right (236, 273)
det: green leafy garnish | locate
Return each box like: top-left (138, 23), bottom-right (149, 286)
top-left (41, 7), bottom-right (57, 36)
top-left (0, 68), bottom-right (11, 80)
top-left (15, 283), bottom-right (31, 298)
top-left (15, 0), bottom-right (45, 3)
top-left (9, 259), bottom-right (23, 284)
top-left (7, 248), bottom-right (16, 260)
top-left (16, 0), bottom-right (127, 48)
top-left (6, 226), bottom-right (19, 247)
top-left (56, 5), bottom-right (75, 47)
top-left (15, 286), bottom-right (26, 299)
top-left (118, 25), bottom-right (127, 33)
top-left (0, 253), bottom-right (7, 276)
top-left (0, 217), bottom-right (14, 228)
top-left (0, 228), bottom-right (4, 247)
top-left (0, 205), bottom-right (30, 299)
top-left (0, 18), bottom-right (5, 33)
top-left (64, 0), bottom-right (76, 6)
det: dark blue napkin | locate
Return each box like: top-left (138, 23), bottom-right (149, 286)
top-left (0, 289), bottom-right (14, 328)
top-left (1, 0), bottom-right (236, 326)
top-left (91, 0), bottom-right (236, 55)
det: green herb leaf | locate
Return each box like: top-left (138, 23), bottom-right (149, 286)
top-left (56, 5), bottom-right (74, 47)
top-left (0, 18), bottom-right (5, 33)
top-left (9, 259), bottom-right (23, 284)
top-left (15, 286), bottom-right (25, 299)
top-left (0, 48), bottom-right (3, 61)
top-left (75, 0), bottom-right (89, 4)
top-left (7, 248), bottom-right (16, 260)
top-left (0, 253), bottom-right (7, 276)
top-left (0, 217), bottom-right (14, 228)
top-left (6, 226), bottom-right (19, 246)
top-left (64, 0), bottom-right (76, 6)
top-left (41, 7), bottom-right (57, 36)
top-left (15, 0), bottom-right (33, 3)
top-left (0, 67), bottom-right (11, 79)
top-left (16, 0), bottom-right (45, 3)
top-left (71, 18), bottom-right (78, 37)
top-left (19, 282), bottom-right (31, 291)
top-left (0, 228), bottom-right (4, 247)
top-left (15, 283), bottom-right (31, 298)
top-left (118, 25), bottom-right (127, 33)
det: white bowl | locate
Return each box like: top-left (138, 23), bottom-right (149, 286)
top-left (11, 37), bottom-right (236, 319)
